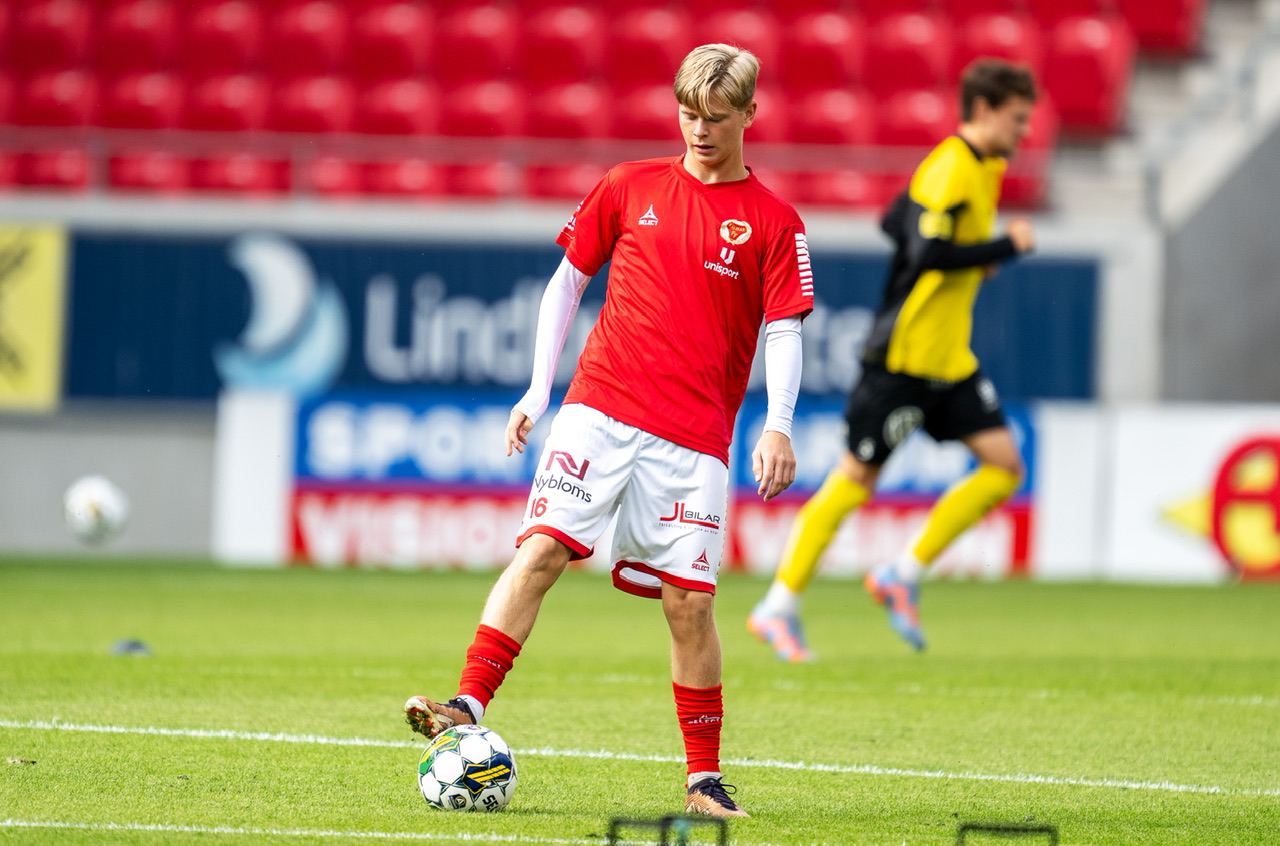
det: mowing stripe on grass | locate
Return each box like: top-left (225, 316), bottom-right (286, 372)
top-left (0, 819), bottom-right (596, 843)
top-left (4, 718), bottom-right (1277, 798)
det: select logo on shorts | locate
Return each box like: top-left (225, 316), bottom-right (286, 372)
top-left (660, 502), bottom-right (723, 532)
top-left (544, 451), bottom-right (590, 480)
top-left (691, 550), bottom-right (711, 572)
top-left (884, 406), bottom-right (924, 448)
top-left (719, 219), bottom-right (751, 245)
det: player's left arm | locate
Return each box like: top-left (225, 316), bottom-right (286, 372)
top-left (753, 315), bottom-right (802, 502)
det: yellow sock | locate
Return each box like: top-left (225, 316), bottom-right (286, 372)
top-left (910, 464), bottom-right (1020, 565)
top-left (776, 471), bottom-right (871, 593)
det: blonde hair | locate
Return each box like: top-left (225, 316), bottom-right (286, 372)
top-left (673, 43), bottom-right (759, 117)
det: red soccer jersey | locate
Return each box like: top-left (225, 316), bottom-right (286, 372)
top-left (556, 156), bottom-right (813, 463)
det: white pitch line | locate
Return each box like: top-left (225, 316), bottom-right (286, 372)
top-left (0, 819), bottom-right (598, 844)
top-left (3, 718), bottom-right (1277, 798)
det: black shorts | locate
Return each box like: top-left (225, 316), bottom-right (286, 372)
top-left (844, 363), bottom-right (1007, 466)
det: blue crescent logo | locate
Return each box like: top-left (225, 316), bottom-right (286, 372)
top-left (214, 233), bottom-right (348, 396)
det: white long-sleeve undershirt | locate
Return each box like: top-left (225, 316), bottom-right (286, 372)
top-left (762, 316), bottom-right (803, 438)
top-left (514, 256), bottom-right (590, 425)
top-left (514, 256), bottom-right (805, 438)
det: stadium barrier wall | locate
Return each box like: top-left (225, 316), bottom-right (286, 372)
top-left (213, 390), bottom-right (1280, 583)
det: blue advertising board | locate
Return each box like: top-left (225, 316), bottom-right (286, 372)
top-left (65, 231), bottom-right (1097, 402)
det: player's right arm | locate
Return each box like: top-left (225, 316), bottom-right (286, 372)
top-left (506, 256), bottom-right (592, 456)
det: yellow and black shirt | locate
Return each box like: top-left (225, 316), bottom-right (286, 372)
top-left (863, 135), bottom-right (1017, 382)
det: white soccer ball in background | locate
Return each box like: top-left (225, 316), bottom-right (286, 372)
top-left (63, 475), bottom-right (130, 545)
top-left (418, 725), bottom-right (517, 812)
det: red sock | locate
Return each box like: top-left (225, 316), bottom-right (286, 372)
top-left (673, 683), bottom-right (723, 778)
top-left (457, 624), bottom-right (522, 709)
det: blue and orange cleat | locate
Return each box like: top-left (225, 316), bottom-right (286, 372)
top-left (747, 603), bottom-right (814, 662)
top-left (865, 564), bottom-right (926, 651)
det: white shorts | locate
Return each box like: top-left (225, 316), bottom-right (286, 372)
top-left (517, 403), bottom-right (729, 599)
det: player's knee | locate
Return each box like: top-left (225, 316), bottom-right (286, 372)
top-left (662, 586), bottom-right (716, 628)
top-left (512, 534), bottom-right (573, 578)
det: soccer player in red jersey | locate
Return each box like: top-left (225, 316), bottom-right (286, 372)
top-left (405, 44), bottom-right (814, 818)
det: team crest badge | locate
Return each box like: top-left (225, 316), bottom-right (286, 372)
top-left (719, 219), bottom-right (752, 245)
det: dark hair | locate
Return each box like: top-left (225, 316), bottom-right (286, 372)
top-left (960, 59), bottom-right (1037, 121)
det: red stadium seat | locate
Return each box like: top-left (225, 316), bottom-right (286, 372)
top-left (20, 147), bottom-right (91, 190)
top-left (604, 6), bottom-right (693, 87)
top-left (1116, 0), bottom-right (1205, 56)
top-left (100, 71), bottom-right (184, 129)
top-left (749, 87), bottom-right (788, 144)
top-left (183, 73), bottom-right (269, 131)
top-left (15, 69), bottom-right (99, 127)
top-left (936, 0), bottom-right (1025, 17)
top-left (0, 73), bottom-right (15, 125)
top-left (779, 11), bottom-right (865, 91)
top-left (108, 149), bottom-right (190, 193)
top-left (857, 0), bottom-right (934, 21)
top-left (354, 78), bottom-right (439, 135)
top-left (269, 75), bottom-right (355, 133)
top-left (519, 4), bottom-right (605, 85)
top-left (9, 0), bottom-right (93, 74)
top-left (349, 1), bottom-right (433, 80)
top-left (864, 13), bottom-right (954, 95)
top-left (611, 83), bottom-right (677, 141)
top-left (1024, 0), bottom-right (1109, 26)
top-left (265, 0), bottom-right (350, 77)
top-left (184, 0), bottom-right (265, 74)
top-left (791, 168), bottom-right (886, 209)
top-left (761, 0), bottom-right (844, 14)
top-left (447, 160), bottom-right (521, 198)
top-left (785, 87), bottom-right (875, 146)
top-left (97, 0), bottom-right (180, 74)
top-left (189, 153), bottom-right (289, 194)
top-left (0, 152), bottom-right (20, 190)
top-left (524, 82), bottom-right (610, 139)
top-left (439, 79), bottom-right (523, 138)
top-left (524, 162), bottom-right (608, 201)
top-left (304, 155), bottom-right (363, 198)
top-left (434, 3), bottom-right (517, 85)
top-left (952, 13), bottom-right (1044, 77)
top-left (697, 9), bottom-right (779, 75)
top-left (363, 157), bottom-right (447, 197)
top-left (875, 87), bottom-right (959, 147)
top-left (1043, 15), bottom-right (1135, 135)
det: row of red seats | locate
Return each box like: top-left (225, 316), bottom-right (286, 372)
top-left (0, 0), bottom-right (1204, 80)
top-left (0, 146), bottom-right (1051, 209)
top-left (0, 3), bottom-right (1143, 132)
top-left (1, 12), bottom-right (1129, 137)
top-left (0, 72), bottom-right (1061, 147)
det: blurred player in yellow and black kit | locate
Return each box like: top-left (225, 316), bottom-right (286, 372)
top-left (749, 58), bottom-right (1038, 656)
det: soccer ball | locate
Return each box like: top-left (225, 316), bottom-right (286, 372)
top-left (417, 725), bottom-right (517, 812)
top-left (63, 475), bottom-right (130, 545)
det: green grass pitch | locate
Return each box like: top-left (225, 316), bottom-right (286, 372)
top-left (1, 557), bottom-right (1277, 845)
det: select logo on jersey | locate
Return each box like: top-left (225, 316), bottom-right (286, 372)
top-left (691, 550), bottom-right (711, 572)
top-left (545, 451), bottom-right (590, 480)
top-left (719, 219), bottom-right (751, 245)
top-left (660, 502), bottom-right (723, 532)
top-left (721, 217), bottom-right (747, 244)
top-left (639, 204), bottom-right (660, 226)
